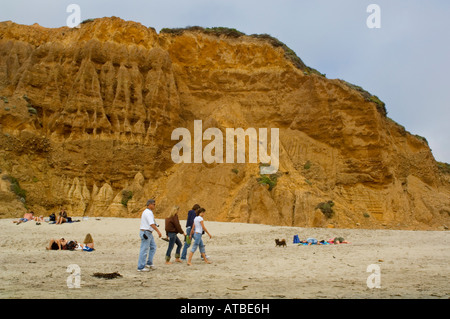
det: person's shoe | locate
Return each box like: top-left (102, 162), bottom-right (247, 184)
top-left (145, 265), bottom-right (157, 270)
top-left (137, 268), bottom-right (150, 272)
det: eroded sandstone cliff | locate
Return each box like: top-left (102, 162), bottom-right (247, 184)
top-left (0, 17), bottom-right (449, 229)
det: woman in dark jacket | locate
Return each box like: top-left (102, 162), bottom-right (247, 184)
top-left (164, 206), bottom-right (186, 264)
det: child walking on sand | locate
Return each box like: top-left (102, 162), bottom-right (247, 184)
top-left (187, 208), bottom-right (212, 266)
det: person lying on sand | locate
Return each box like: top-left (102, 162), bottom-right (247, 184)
top-left (299, 238), bottom-right (323, 245)
top-left (33, 215), bottom-right (45, 225)
top-left (46, 238), bottom-right (81, 250)
top-left (46, 238), bottom-right (68, 250)
top-left (328, 237), bottom-right (351, 244)
top-left (13, 212), bottom-right (34, 225)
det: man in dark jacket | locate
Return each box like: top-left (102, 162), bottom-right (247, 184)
top-left (180, 204), bottom-right (200, 261)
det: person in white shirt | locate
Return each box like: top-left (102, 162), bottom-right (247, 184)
top-left (137, 199), bottom-right (162, 271)
top-left (187, 208), bottom-right (212, 266)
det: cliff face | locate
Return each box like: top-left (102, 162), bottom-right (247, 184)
top-left (0, 17), bottom-right (449, 229)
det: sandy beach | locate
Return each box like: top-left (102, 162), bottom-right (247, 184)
top-left (0, 217), bottom-right (448, 299)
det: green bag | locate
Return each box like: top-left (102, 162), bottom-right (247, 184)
top-left (186, 235), bottom-right (191, 245)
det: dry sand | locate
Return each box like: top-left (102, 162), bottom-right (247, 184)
top-left (0, 217), bottom-right (449, 299)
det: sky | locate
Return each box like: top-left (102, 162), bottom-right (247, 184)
top-left (1, 0), bottom-right (449, 163)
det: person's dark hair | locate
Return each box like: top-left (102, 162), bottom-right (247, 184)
top-left (196, 207), bottom-right (205, 216)
top-left (192, 204), bottom-right (200, 211)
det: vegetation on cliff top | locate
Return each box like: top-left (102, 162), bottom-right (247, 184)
top-left (340, 80), bottom-right (387, 117)
top-left (160, 26), bottom-right (310, 72)
top-left (160, 26), bottom-right (390, 115)
top-left (437, 162), bottom-right (450, 175)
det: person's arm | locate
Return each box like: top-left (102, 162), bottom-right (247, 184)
top-left (151, 223), bottom-right (162, 237)
top-left (186, 212), bottom-right (194, 228)
top-left (147, 211), bottom-right (161, 237)
top-left (200, 221), bottom-right (212, 239)
top-left (175, 215), bottom-right (185, 236)
top-left (190, 223), bottom-right (195, 239)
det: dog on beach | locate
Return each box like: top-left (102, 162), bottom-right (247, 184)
top-left (275, 239), bottom-right (287, 247)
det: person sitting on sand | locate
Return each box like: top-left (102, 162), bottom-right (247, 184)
top-left (46, 238), bottom-right (68, 250)
top-left (55, 208), bottom-right (68, 224)
top-left (13, 211), bottom-right (34, 225)
top-left (76, 233), bottom-right (95, 251)
top-left (82, 233), bottom-right (95, 251)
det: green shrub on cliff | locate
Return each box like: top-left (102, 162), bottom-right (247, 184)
top-left (121, 190), bottom-right (133, 207)
top-left (2, 175), bottom-right (26, 202)
top-left (316, 200), bottom-right (335, 219)
top-left (257, 175), bottom-right (278, 191)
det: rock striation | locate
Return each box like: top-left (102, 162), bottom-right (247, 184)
top-left (0, 17), bottom-right (449, 229)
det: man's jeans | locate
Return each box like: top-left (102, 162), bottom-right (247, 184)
top-left (180, 226), bottom-right (192, 260)
top-left (137, 230), bottom-right (156, 270)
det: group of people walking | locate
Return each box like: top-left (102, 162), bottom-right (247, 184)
top-left (137, 200), bottom-right (212, 272)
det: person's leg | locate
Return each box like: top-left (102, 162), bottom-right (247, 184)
top-left (187, 251), bottom-right (194, 266)
top-left (137, 230), bottom-right (150, 270)
top-left (198, 235), bottom-right (211, 264)
top-left (46, 239), bottom-right (56, 250)
top-left (165, 232), bottom-right (176, 264)
top-left (174, 236), bottom-right (182, 262)
top-left (187, 233), bottom-right (200, 266)
top-left (146, 232), bottom-right (157, 268)
top-left (181, 226), bottom-right (191, 260)
top-left (201, 252), bottom-right (211, 263)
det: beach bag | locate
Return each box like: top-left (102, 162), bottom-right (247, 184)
top-left (293, 235), bottom-right (300, 244)
top-left (185, 235), bottom-right (191, 245)
top-left (49, 213), bottom-right (56, 222)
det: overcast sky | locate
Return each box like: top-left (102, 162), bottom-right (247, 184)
top-left (1, 0), bottom-right (449, 163)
